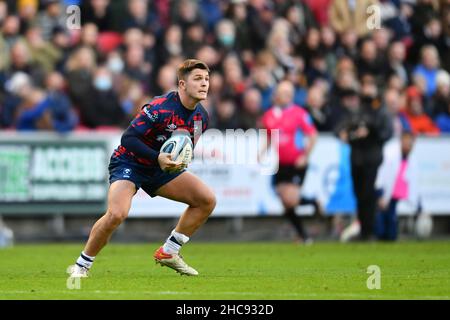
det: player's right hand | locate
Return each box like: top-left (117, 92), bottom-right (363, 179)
top-left (158, 153), bottom-right (185, 173)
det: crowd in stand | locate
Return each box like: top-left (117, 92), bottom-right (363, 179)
top-left (0, 0), bottom-right (449, 135)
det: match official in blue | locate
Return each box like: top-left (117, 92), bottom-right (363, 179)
top-left (69, 59), bottom-right (215, 277)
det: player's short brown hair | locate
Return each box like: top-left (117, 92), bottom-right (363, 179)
top-left (177, 59), bottom-right (210, 82)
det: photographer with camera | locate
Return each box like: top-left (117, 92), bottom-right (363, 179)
top-left (335, 77), bottom-right (393, 241)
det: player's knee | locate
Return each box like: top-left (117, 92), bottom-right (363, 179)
top-left (196, 191), bottom-right (216, 214)
top-left (206, 193), bottom-right (217, 213)
top-left (106, 208), bottom-right (128, 226)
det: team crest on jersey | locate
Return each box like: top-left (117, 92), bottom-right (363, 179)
top-left (144, 108), bottom-right (158, 122)
top-left (166, 123), bottom-right (177, 132)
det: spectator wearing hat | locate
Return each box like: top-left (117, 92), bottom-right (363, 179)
top-left (17, 0), bottom-right (39, 33)
top-left (77, 65), bottom-right (126, 129)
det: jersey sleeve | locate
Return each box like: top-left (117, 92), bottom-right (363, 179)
top-left (121, 103), bottom-right (167, 163)
top-left (121, 126), bottom-right (160, 161)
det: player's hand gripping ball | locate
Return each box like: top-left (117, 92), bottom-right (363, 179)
top-left (160, 129), bottom-right (193, 172)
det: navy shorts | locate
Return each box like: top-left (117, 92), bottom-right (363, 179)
top-left (108, 157), bottom-right (185, 197)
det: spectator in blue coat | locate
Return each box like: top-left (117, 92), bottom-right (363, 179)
top-left (10, 71), bottom-right (78, 132)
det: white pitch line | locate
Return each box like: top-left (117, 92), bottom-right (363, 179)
top-left (1, 290), bottom-right (449, 299)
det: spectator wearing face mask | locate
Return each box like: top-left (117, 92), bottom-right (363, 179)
top-left (77, 66), bottom-right (126, 129)
top-left (216, 18), bottom-right (237, 50)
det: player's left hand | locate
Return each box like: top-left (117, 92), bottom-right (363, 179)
top-left (158, 153), bottom-right (186, 173)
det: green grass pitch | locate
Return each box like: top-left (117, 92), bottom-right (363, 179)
top-left (0, 241), bottom-right (449, 300)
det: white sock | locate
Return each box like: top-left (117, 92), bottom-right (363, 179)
top-left (76, 251), bottom-right (95, 269)
top-left (162, 230), bottom-right (190, 254)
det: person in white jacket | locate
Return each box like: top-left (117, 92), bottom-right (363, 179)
top-left (375, 131), bottom-right (420, 240)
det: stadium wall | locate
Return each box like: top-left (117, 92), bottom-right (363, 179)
top-left (1, 131), bottom-right (449, 241)
top-left (1, 131), bottom-right (450, 216)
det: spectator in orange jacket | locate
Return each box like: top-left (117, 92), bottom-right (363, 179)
top-left (403, 86), bottom-right (440, 136)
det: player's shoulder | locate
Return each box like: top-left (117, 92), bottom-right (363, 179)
top-left (140, 92), bottom-right (179, 120)
top-left (146, 91), bottom-right (177, 110)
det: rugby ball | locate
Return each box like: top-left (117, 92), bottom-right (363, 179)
top-left (160, 130), bottom-right (193, 167)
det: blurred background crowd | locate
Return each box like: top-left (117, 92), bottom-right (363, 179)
top-left (0, 0), bottom-right (449, 136)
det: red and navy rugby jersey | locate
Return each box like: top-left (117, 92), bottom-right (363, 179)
top-left (112, 91), bottom-right (209, 168)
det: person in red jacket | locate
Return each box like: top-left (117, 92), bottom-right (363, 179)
top-left (403, 86), bottom-right (440, 136)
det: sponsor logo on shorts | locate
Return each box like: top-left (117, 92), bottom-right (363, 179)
top-left (123, 168), bottom-right (132, 178)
